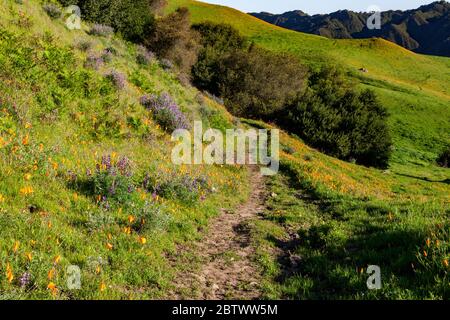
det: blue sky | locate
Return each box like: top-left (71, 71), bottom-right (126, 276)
top-left (202, 0), bottom-right (439, 14)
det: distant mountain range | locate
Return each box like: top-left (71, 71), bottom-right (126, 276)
top-left (250, 1), bottom-right (450, 57)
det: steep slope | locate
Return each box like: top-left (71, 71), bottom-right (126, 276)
top-left (168, 0), bottom-right (450, 178)
top-left (0, 0), bottom-right (249, 299)
top-left (250, 1), bottom-right (450, 57)
top-left (1, 0), bottom-right (449, 300)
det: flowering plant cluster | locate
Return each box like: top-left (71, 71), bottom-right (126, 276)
top-left (139, 92), bottom-right (189, 131)
top-left (42, 3), bottom-right (62, 19)
top-left (105, 70), bottom-right (126, 90)
top-left (88, 24), bottom-right (114, 37)
top-left (136, 45), bottom-right (155, 66)
top-left (91, 154), bottom-right (134, 207)
top-left (144, 173), bottom-right (210, 204)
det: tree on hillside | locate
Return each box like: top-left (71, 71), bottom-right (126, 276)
top-left (145, 7), bottom-right (200, 75)
top-left (282, 66), bottom-right (392, 168)
top-left (70, 0), bottom-right (156, 43)
top-left (192, 22), bottom-right (307, 119)
top-left (192, 22), bottom-right (248, 94)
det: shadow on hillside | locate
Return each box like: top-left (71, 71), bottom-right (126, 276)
top-left (396, 172), bottom-right (450, 185)
top-left (265, 164), bottom-right (427, 299)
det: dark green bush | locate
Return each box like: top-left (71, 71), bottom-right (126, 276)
top-left (66, 0), bottom-right (155, 43)
top-left (437, 147), bottom-right (450, 168)
top-left (218, 46), bottom-right (307, 118)
top-left (281, 66), bottom-right (392, 168)
top-left (192, 23), bottom-right (307, 119)
top-left (192, 22), bottom-right (247, 95)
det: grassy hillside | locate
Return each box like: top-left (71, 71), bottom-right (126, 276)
top-left (0, 0), bottom-right (248, 299)
top-left (164, 0), bottom-right (450, 299)
top-left (0, 0), bottom-right (448, 300)
top-left (168, 0), bottom-right (450, 180)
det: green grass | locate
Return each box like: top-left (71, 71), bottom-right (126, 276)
top-left (168, 0), bottom-right (450, 176)
top-left (0, 0), bottom-right (249, 299)
top-left (240, 120), bottom-right (449, 299)
top-left (0, 0), bottom-right (449, 300)
top-left (252, 172), bottom-right (449, 299)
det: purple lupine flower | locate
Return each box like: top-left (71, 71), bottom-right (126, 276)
top-left (139, 92), bottom-right (190, 131)
top-left (19, 272), bottom-right (31, 288)
top-left (159, 58), bottom-right (173, 70)
top-left (101, 49), bottom-right (113, 63)
top-left (108, 181), bottom-right (116, 195)
top-left (101, 155), bottom-right (112, 171)
top-left (136, 45), bottom-right (155, 65)
top-left (105, 70), bottom-right (126, 90)
top-left (84, 52), bottom-right (103, 70)
top-left (116, 156), bottom-right (131, 176)
top-left (43, 3), bottom-right (62, 19)
top-left (127, 185), bottom-right (134, 193)
top-left (88, 24), bottom-right (114, 37)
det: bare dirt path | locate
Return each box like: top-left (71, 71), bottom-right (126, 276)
top-left (167, 166), bottom-right (266, 299)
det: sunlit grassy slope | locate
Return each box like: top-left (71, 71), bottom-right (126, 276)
top-left (0, 0), bottom-right (248, 299)
top-left (168, 0), bottom-right (450, 179)
top-left (0, 0), bottom-right (448, 300)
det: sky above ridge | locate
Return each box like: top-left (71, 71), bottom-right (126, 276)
top-left (201, 0), bottom-right (439, 14)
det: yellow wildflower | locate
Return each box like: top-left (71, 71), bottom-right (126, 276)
top-left (20, 186), bottom-right (34, 195)
top-left (6, 263), bottom-right (13, 283)
top-left (54, 255), bottom-right (61, 264)
top-left (13, 241), bottom-right (20, 253)
top-left (47, 282), bottom-right (57, 296)
top-left (48, 268), bottom-right (55, 280)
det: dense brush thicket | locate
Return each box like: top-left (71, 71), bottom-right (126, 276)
top-left (192, 22), bottom-right (307, 119)
top-left (281, 67), bottom-right (392, 168)
top-left (437, 147), bottom-right (450, 168)
top-left (144, 7), bottom-right (200, 75)
top-left (192, 23), bottom-right (392, 168)
top-left (58, 0), bottom-right (156, 42)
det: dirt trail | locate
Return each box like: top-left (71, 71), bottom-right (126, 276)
top-left (168, 166), bottom-right (266, 300)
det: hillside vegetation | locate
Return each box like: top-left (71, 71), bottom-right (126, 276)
top-left (0, 0), bottom-right (248, 299)
top-left (0, 0), bottom-right (448, 300)
top-left (251, 1), bottom-right (450, 57)
top-left (165, 0), bottom-right (450, 299)
top-left (168, 0), bottom-right (450, 180)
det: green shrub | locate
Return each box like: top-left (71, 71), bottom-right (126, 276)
top-left (192, 22), bottom-right (247, 95)
top-left (91, 155), bottom-right (134, 206)
top-left (282, 66), bottom-right (392, 168)
top-left (218, 46), bottom-right (307, 118)
top-left (43, 3), bottom-right (62, 19)
top-left (144, 7), bottom-right (200, 74)
top-left (74, 0), bottom-right (155, 43)
top-left (192, 23), bottom-right (307, 119)
top-left (146, 174), bottom-right (210, 205)
top-left (437, 147), bottom-right (450, 168)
